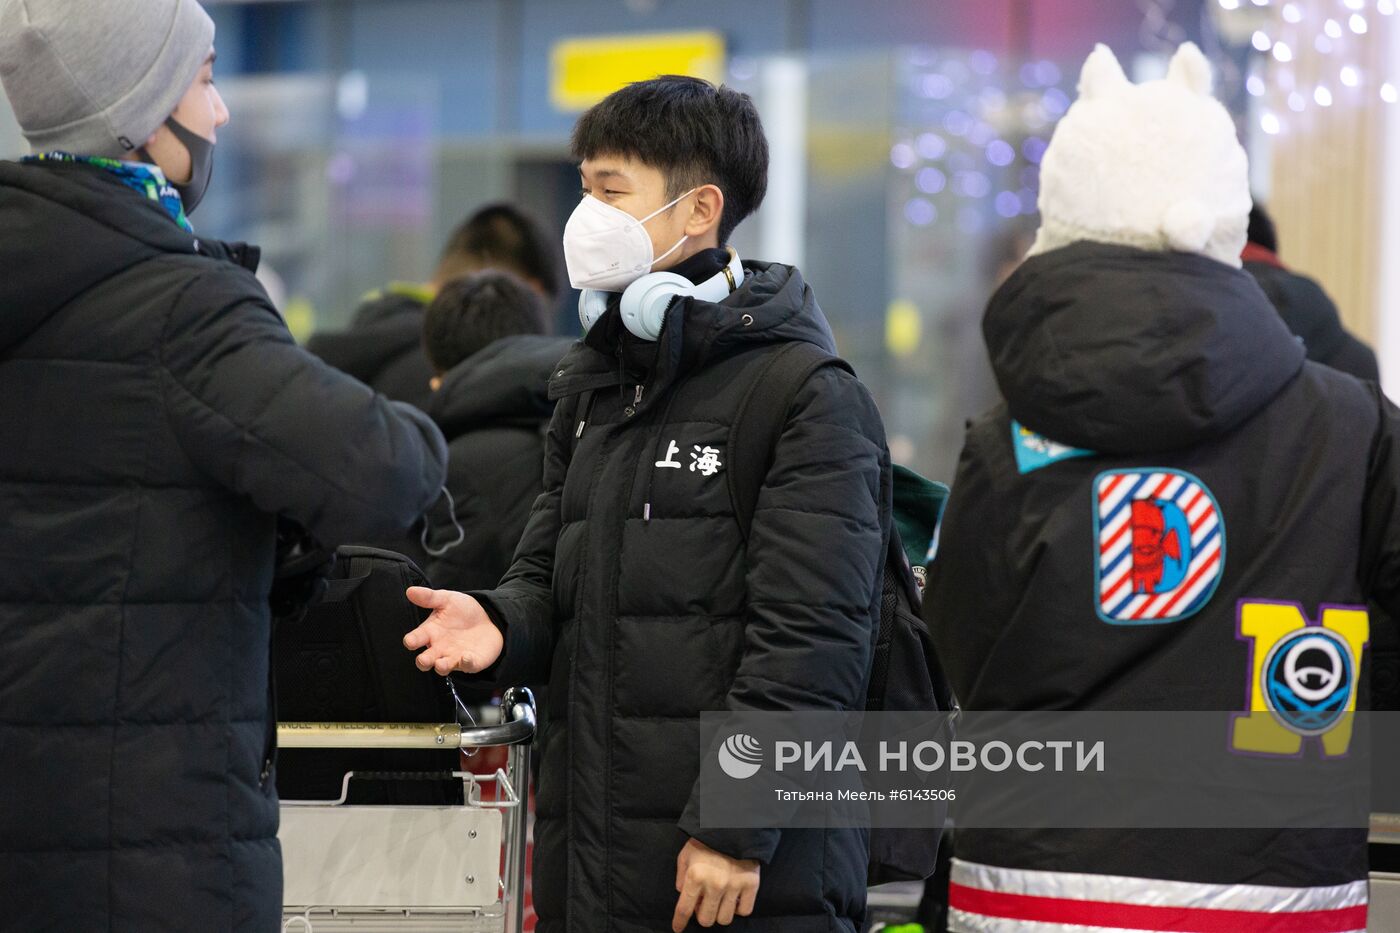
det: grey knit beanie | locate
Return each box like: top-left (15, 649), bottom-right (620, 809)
top-left (0, 0), bottom-right (216, 159)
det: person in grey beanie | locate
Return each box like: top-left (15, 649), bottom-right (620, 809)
top-left (0, 2), bottom-right (449, 930)
top-left (1, 0), bottom-right (223, 215)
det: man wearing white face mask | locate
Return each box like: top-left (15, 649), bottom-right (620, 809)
top-left (564, 182), bottom-right (699, 290)
top-left (403, 76), bottom-right (893, 933)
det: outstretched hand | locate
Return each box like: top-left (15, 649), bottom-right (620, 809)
top-left (402, 587), bottom-right (504, 676)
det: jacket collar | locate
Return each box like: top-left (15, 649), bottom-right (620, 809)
top-left (547, 260), bottom-right (839, 407)
top-left (1242, 242), bottom-right (1286, 270)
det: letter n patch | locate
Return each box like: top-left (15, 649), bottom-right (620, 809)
top-left (1094, 469), bottom-right (1224, 624)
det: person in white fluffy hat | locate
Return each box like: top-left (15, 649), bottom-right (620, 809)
top-left (923, 42), bottom-right (1399, 932)
top-left (1029, 42), bottom-right (1252, 266)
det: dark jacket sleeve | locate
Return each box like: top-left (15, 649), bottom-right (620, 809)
top-left (679, 366), bottom-right (891, 864)
top-left (465, 399), bottom-right (575, 688)
top-left (160, 268), bottom-right (448, 546)
top-left (1362, 385), bottom-right (1400, 618)
top-left (425, 451), bottom-right (503, 593)
top-left (923, 414), bottom-right (1018, 704)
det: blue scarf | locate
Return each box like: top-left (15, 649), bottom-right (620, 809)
top-left (22, 151), bottom-right (193, 233)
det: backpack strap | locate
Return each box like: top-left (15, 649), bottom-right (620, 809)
top-left (727, 342), bottom-right (854, 539)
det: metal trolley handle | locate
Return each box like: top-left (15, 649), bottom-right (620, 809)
top-left (276, 686), bottom-right (536, 933)
top-left (277, 686), bottom-right (537, 750)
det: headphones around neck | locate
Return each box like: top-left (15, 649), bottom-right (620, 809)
top-left (579, 247), bottom-right (745, 340)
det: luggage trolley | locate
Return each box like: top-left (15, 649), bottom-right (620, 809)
top-left (276, 687), bottom-right (535, 933)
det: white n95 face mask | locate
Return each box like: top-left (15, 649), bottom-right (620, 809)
top-left (562, 189), bottom-right (696, 292)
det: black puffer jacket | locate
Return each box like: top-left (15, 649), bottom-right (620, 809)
top-left (423, 335), bottom-right (571, 591)
top-left (306, 285), bottom-right (436, 410)
top-left (472, 262), bottom-right (892, 932)
top-left (0, 160), bottom-right (447, 932)
top-left (926, 243), bottom-right (1400, 928)
top-left (1245, 248), bottom-right (1380, 382)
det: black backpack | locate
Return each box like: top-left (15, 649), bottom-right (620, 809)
top-left (272, 546), bottom-right (463, 804)
top-left (726, 341), bottom-right (959, 885)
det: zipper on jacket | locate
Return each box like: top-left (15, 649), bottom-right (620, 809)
top-left (568, 415), bottom-right (624, 927)
top-left (624, 384), bottom-right (644, 419)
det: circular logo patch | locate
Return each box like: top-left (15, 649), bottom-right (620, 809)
top-left (1262, 628), bottom-right (1355, 735)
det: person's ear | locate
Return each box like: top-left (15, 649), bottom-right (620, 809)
top-left (683, 184), bottom-right (725, 240)
top-left (430, 375), bottom-right (443, 392)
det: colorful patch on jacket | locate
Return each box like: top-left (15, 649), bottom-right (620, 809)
top-left (1232, 600), bottom-right (1369, 757)
top-left (1011, 421), bottom-right (1095, 474)
top-left (1093, 469), bottom-right (1224, 624)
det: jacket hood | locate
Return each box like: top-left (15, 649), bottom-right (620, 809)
top-left (549, 260), bottom-right (838, 401)
top-left (0, 160), bottom-right (202, 352)
top-left (985, 241), bottom-right (1305, 454)
top-left (305, 298), bottom-right (424, 385)
top-left (429, 335), bottom-right (572, 439)
top-left (351, 285), bottom-right (434, 328)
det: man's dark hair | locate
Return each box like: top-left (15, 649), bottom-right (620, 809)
top-left (571, 75), bottom-right (769, 245)
top-left (423, 271), bottom-right (546, 374)
top-left (438, 204), bottom-right (561, 299)
top-left (1248, 204), bottom-right (1278, 254)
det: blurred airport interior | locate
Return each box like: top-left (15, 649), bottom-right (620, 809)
top-left (2, 0), bottom-right (1394, 481)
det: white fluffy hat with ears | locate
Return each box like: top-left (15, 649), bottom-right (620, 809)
top-left (1028, 42), bottom-right (1252, 268)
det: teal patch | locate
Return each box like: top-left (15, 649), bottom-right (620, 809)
top-left (892, 464), bottom-right (948, 574)
top-left (1011, 420), bottom-right (1095, 474)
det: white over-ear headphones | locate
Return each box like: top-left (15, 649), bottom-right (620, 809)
top-left (579, 247), bottom-right (745, 340)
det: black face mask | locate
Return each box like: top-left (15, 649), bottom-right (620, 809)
top-left (165, 116), bottom-right (215, 213)
top-left (139, 116), bottom-right (215, 214)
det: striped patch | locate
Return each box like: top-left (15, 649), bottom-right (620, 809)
top-left (1093, 469), bottom-right (1224, 625)
top-left (949, 859), bottom-right (1368, 933)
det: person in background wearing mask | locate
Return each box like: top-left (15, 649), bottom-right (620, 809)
top-left (400, 76), bottom-right (892, 932)
top-left (308, 202), bottom-right (562, 411)
top-left (925, 43), bottom-right (1399, 930)
top-left (1244, 203), bottom-right (1380, 383)
top-left (419, 271), bottom-right (572, 592)
top-left (0, 2), bottom-right (448, 929)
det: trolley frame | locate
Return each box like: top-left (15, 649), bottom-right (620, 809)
top-left (276, 686), bottom-right (536, 933)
